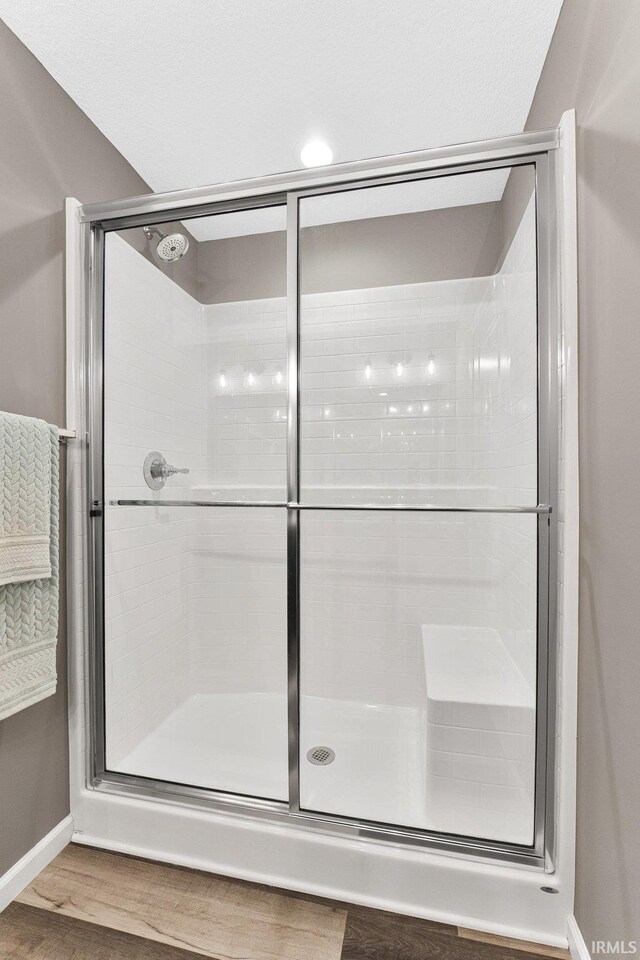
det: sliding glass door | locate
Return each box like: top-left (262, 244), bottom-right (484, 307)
top-left (91, 148), bottom-right (554, 860)
top-left (294, 166), bottom-right (541, 846)
top-left (101, 205), bottom-right (289, 800)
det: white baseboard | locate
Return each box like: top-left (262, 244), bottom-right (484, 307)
top-left (0, 815), bottom-right (73, 913)
top-left (568, 916), bottom-right (591, 960)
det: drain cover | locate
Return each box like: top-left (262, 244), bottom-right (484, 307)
top-left (307, 746), bottom-right (335, 766)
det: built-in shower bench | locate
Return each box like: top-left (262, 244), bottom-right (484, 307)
top-left (421, 625), bottom-right (536, 838)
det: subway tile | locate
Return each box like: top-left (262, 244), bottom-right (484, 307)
top-left (104, 232), bottom-right (542, 741)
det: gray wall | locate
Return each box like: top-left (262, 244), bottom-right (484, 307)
top-left (526, 0), bottom-right (640, 944)
top-left (0, 20), bottom-right (150, 876)
top-left (299, 202), bottom-right (502, 295)
top-left (118, 197), bottom-right (508, 307)
top-left (117, 220), bottom-right (202, 302)
top-left (498, 165), bottom-right (536, 270)
top-left (197, 229), bottom-right (286, 303)
top-left (195, 201), bottom-right (502, 303)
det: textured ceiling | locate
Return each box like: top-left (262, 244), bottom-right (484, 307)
top-left (0, 0), bottom-right (563, 237)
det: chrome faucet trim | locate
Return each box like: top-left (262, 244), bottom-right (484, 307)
top-left (143, 451), bottom-right (190, 490)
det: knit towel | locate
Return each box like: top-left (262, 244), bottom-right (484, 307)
top-left (0, 417), bottom-right (58, 720)
top-left (0, 412), bottom-right (53, 586)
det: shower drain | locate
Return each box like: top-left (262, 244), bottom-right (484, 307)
top-left (307, 746), bottom-right (336, 766)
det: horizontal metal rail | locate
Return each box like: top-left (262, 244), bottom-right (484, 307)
top-left (109, 499), bottom-right (287, 508)
top-left (289, 502), bottom-right (551, 514)
top-left (109, 499), bottom-right (550, 514)
top-left (80, 128), bottom-right (558, 224)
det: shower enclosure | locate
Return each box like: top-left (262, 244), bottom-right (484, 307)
top-left (82, 130), bottom-right (562, 866)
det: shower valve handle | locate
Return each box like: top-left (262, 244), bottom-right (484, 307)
top-left (143, 451), bottom-right (189, 490)
top-left (155, 462), bottom-right (189, 479)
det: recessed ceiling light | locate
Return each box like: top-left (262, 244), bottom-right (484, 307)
top-left (300, 139), bottom-right (333, 168)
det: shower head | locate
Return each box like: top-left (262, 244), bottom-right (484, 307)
top-left (143, 225), bottom-right (190, 262)
top-left (156, 232), bottom-right (189, 262)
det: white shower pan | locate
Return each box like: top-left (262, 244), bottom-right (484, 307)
top-left (114, 672), bottom-right (534, 846)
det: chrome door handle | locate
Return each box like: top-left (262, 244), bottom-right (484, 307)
top-left (143, 451), bottom-right (190, 490)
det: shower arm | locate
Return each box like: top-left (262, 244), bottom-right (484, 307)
top-left (143, 225), bottom-right (165, 241)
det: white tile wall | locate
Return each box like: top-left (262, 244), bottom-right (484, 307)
top-left (487, 197), bottom-right (538, 683)
top-left (202, 298), bottom-right (287, 498)
top-left (103, 239), bottom-right (289, 768)
top-left (197, 202), bottom-right (537, 705)
top-left (104, 236), bottom-right (208, 503)
top-left (201, 267), bottom-right (537, 506)
top-left (421, 198), bottom-right (538, 826)
top-left (104, 235), bottom-right (207, 765)
top-left (103, 201), bottom-right (540, 837)
top-left (471, 204), bottom-right (538, 507)
top-left (186, 508), bottom-right (287, 698)
top-left (299, 277), bottom-right (506, 504)
top-left (300, 511), bottom-right (501, 710)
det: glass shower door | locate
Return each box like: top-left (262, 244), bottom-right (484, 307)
top-left (101, 205), bottom-right (290, 801)
top-left (94, 154), bottom-right (551, 851)
top-left (296, 166), bottom-right (541, 845)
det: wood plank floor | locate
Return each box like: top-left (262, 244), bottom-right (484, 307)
top-left (0, 843), bottom-right (571, 960)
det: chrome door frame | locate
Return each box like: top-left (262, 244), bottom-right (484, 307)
top-left (83, 127), bottom-right (560, 868)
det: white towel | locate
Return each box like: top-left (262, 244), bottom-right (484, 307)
top-left (0, 414), bottom-right (59, 720)
top-left (0, 412), bottom-right (53, 586)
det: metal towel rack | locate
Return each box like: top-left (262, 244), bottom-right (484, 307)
top-left (58, 428), bottom-right (77, 442)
